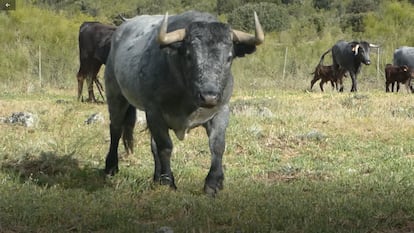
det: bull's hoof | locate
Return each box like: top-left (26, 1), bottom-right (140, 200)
top-left (203, 180), bottom-right (223, 197)
top-left (157, 174), bottom-right (177, 190)
top-left (104, 166), bottom-right (119, 176)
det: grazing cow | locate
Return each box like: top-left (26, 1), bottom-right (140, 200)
top-left (77, 22), bottom-right (116, 102)
top-left (384, 64), bottom-right (413, 93)
top-left (103, 11), bottom-right (264, 195)
top-left (321, 40), bottom-right (379, 92)
top-left (310, 64), bottom-right (347, 91)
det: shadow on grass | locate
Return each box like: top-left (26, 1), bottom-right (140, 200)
top-left (1, 151), bottom-right (108, 192)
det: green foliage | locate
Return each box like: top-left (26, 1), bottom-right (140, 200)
top-left (364, 1), bottom-right (414, 56)
top-left (313, 0), bottom-right (332, 10)
top-left (228, 2), bottom-right (290, 32)
top-left (217, 0), bottom-right (243, 14)
top-left (346, 0), bottom-right (381, 13)
top-left (338, 0), bottom-right (382, 33)
top-left (0, 4), bottom-right (93, 90)
top-left (341, 13), bottom-right (366, 33)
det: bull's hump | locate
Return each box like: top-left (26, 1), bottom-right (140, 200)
top-left (167, 107), bottom-right (218, 140)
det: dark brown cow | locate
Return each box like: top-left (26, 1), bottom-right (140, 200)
top-left (385, 64), bottom-right (413, 93)
top-left (310, 64), bottom-right (347, 92)
top-left (77, 22), bottom-right (116, 102)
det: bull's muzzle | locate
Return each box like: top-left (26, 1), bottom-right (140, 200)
top-left (364, 60), bottom-right (371, 65)
top-left (198, 91), bottom-right (219, 108)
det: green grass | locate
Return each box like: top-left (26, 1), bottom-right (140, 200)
top-left (1, 88), bottom-right (414, 232)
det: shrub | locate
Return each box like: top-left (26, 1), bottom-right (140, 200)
top-left (228, 2), bottom-right (290, 32)
top-left (217, 0), bottom-right (244, 15)
top-left (341, 13), bottom-right (365, 33)
top-left (346, 0), bottom-right (381, 13)
top-left (313, 0), bottom-right (332, 10)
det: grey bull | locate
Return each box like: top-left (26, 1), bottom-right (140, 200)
top-left (392, 46), bottom-right (414, 92)
top-left (103, 11), bottom-right (264, 195)
top-left (393, 46), bottom-right (414, 68)
top-left (321, 40), bottom-right (379, 92)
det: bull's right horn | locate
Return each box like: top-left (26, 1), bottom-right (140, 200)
top-left (157, 12), bottom-right (186, 45)
top-left (232, 11), bottom-right (264, 45)
top-left (369, 43), bottom-right (380, 48)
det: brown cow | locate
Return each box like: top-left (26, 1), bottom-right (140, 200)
top-left (385, 64), bottom-right (413, 93)
top-left (310, 64), bottom-right (347, 92)
top-left (77, 22), bottom-right (116, 102)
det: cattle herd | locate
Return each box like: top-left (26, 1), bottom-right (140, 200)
top-left (310, 42), bottom-right (414, 93)
top-left (75, 10), bottom-right (414, 195)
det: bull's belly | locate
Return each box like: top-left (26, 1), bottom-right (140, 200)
top-left (165, 107), bottom-right (218, 140)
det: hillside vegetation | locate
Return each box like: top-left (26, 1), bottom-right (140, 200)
top-left (1, 0), bottom-right (414, 94)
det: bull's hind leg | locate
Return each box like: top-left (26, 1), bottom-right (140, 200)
top-left (76, 72), bottom-right (85, 101)
top-left (203, 105), bottom-right (229, 196)
top-left (310, 77), bottom-right (319, 90)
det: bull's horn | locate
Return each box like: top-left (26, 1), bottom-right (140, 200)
top-left (369, 43), bottom-right (380, 48)
top-left (118, 14), bottom-right (129, 22)
top-left (232, 11), bottom-right (264, 45)
top-left (157, 12), bottom-right (186, 45)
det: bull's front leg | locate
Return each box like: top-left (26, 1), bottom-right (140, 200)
top-left (350, 73), bottom-right (357, 92)
top-left (147, 111), bottom-right (176, 189)
top-left (203, 105), bottom-right (229, 196)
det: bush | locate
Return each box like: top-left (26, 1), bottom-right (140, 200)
top-left (228, 2), bottom-right (290, 32)
top-left (313, 0), bottom-right (332, 10)
top-left (217, 0), bottom-right (244, 15)
top-left (341, 13), bottom-right (365, 33)
top-left (346, 0), bottom-right (381, 13)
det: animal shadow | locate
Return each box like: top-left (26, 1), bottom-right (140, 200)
top-left (1, 151), bottom-right (108, 192)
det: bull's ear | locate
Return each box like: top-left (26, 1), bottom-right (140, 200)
top-left (234, 43), bottom-right (256, 57)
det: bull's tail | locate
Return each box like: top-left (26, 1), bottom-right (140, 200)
top-left (319, 48), bottom-right (332, 65)
top-left (122, 105), bottom-right (136, 155)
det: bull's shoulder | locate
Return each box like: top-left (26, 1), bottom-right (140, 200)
top-left (113, 15), bottom-right (163, 43)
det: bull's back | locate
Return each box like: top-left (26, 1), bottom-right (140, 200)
top-left (332, 41), bottom-right (353, 67)
top-left (393, 47), bottom-right (414, 68)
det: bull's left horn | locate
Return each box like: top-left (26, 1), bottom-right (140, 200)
top-left (157, 12), bottom-right (186, 45)
top-left (369, 43), bottom-right (380, 48)
top-left (232, 11), bottom-right (264, 45)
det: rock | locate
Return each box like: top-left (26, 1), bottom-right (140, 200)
top-left (155, 226), bottom-right (173, 233)
top-left (3, 112), bottom-right (38, 127)
top-left (85, 112), bottom-right (104, 124)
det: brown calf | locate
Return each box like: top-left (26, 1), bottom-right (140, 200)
top-left (310, 64), bottom-right (347, 92)
top-left (385, 64), bottom-right (413, 93)
top-left (77, 22), bottom-right (116, 102)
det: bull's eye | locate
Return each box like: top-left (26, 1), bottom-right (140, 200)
top-left (185, 50), bottom-right (192, 61)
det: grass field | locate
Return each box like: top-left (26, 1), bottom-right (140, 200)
top-left (1, 79), bottom-right (414, 232)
